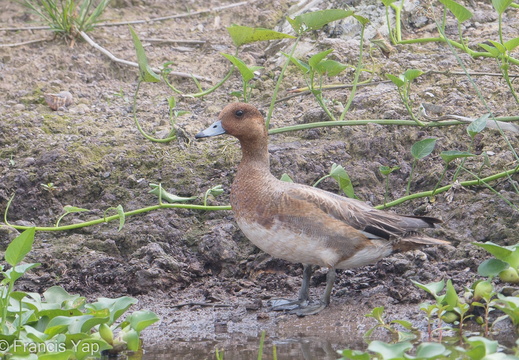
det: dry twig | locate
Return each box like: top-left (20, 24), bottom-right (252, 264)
top-left (79, 31), bottom-right (211, 82)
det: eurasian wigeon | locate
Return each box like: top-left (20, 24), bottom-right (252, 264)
top-left (196, 103), bottom-right (449, 315)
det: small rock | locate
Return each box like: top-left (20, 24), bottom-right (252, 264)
top-left (13, 103), bottom-right (25, 111)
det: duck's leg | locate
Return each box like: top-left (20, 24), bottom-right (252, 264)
top-left (290, 268), bottom-right (336, 316)
top-left (269, 264), bottom-right (313, 311)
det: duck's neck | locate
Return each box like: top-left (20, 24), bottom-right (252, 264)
top-left (237, 137), bottom-right (270, 173)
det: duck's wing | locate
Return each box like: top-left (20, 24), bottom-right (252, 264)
top-left (284, 185), bottom-right (446, 246)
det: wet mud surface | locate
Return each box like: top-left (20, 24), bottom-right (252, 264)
top-left (1, 0), bottom-right (519, 358)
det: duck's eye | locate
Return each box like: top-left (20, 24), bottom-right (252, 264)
top-left (235, 109), bottom-right (244, 117)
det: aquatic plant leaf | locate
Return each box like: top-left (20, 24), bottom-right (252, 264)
top-left (440, 150), bottom-right (474, 164)
top-left (226, 25), bottom-right (295, 47)
top-left (467, 113), bottom-right (489, 137)
top-left (415, 342), bottom-right (449, 358)
top-left (315, 60), bottom-right (348, 77)
top-left (38, 350), bottom-right (75, 360)
top-left (487, 40), bottom-right (507, 53)
top-left (479, 43), bottom-right (501, 57)
top-left (353, 14), bottom-right (369, 25)
top-left (473, 242), bottom-right (519, 269)
top-left (330, 164), bottom-right (355, 198)
top-left (221, 53), bottom-right (255, 82)
top-left (72, 338), bottom-right (111, 360)
top-left (381, 0), bottom-right (398, 6)
top-left (287, 9), bottom-right (354, 34)
top-left (492, 0), bottom-right (514, 14)
top-left (308, 49), bottom-right (334, 68)
top-left (403, 69), bottom-right (424, 81)
top-left (5, 227), bottom-right (35, 267)
top-left (379, 165), bottom-right (399, 176)
top-left (126, 310), bottom-right (160, 333)
top-left (4, 263), bottom-right (40, 283)
top-left (148, 184), bottom-right (197, 203)
top-left (444, 279), bottom-right (459, 310)
top-left (115, 204), bottom-right (125, 231)
top-left (412, 279), bottom-right (445, 298)
top-left (87, 296), bottom-right (138, 324)
top-left (386, 73), bottom-right (404, 87)
top-left (465, 336), bottom-right (499, 358)
top-left (367, 340), bottom-right (413, 358)
top-left (478, 258), bottom-right (509, 277)
top-left (338, 349), bottom-right (370, 360)
top-left (129, 26), bottom-right (161, 83)
top-left (123, 329), bottom-right (140, 351)
top-left (282, 52), bottom-right (310, 74)
top-left (504, 37), bottom-right (519, 51)
top-left (439, 0), bottom-right (473, 22)
top-left (43, 286), bottom-right (83, 308)
top-left (410, 138), bottom-right (437, 160)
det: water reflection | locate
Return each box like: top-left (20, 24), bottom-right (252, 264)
top-left (142, 335), bottom-right (351, 360)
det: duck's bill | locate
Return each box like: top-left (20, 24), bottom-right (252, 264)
top-left (195, 120), bottom-right (226, 138)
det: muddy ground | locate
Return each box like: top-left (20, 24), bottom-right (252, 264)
top-left (1, 0), bottom-right (519, 358)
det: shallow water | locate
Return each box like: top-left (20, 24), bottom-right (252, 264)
top-left (142, 335), bottom-right (351, 360)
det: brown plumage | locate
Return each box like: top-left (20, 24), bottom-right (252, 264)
top-left (196, 103), bottom-right (449, 315)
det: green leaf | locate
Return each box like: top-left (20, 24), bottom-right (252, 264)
top-left (504, 37), bottom-right (519, 51)
top-left (379, 165), bottom-right (400, 176)
top-left (479, 43), bottom-right (501, 57)
top-left (5, 227), bottom-right (36, 266)
top-left (381, 0), bottom-right (398, 6)
top-left (487, 40), bottom-right (507, 53)
top-left (221, 53), bottom-right (255, 82)
top-left (440, 150), bottom-right (475, 164)
top-left (43, 286), bottom-right (82, 308)
top-left (365, 306), bottom-right (385, 323)
top-left (129, 26), bottom-right (161, 83)
top-left (412, 279), bottom-right (445, 298)
top-left (71, 338), bottom-right (111, 360)
top-left (314, 60), bottom-right (348, 77)
top-left (126, 310), bottom-right (160, 333)
top-left (86, 296), bottom-right (138, 324)
top-left (280, 173), bottom-right (294, 182)
top-left (282, 52), bottom-right (310, 74)
top-left (491, 0), bottom-right (514, 14)
top-left (330, 164), bottom-right (355, 198)
top-left (386, 73), bottom-right (404, 87)
top-left (467, 113), bottom-right (489, 137)
top-left (403, 69), bottom-right (424, 81)
top-left (148, 184), bottom-right (197, 203)
top-left (478, 258), bottom-right (510, 277)
top-left (444, 279), bottom-right (459, 309)
top-left (353, 14), bottom-right (369, 25)
top-left (368, 340), bottom-right (413, 358)
top-left (63, 206), bottom-right (89, 214)
top-left (122, 329), bottom-right (140, 351)
top-left (410, 138), bottom-right (437, 160)
top-left (338, 349), bottom-right (370, 360)
top-left (116, 204), bottom-right (125, 231)
top-left (308, 49), bottom-right (334, 68)
top-left (473, 242), bottom-right (519, 269)
top-left (38, 350), bottom-right (75, 360)
top-left (226, 25), bottom-right (295, 47)
top-left (4, 263), bottom-right (40, 283)
top-left (287, 9), bottom-right (354, 34)
top-left (439, 0), bottom-right (473, 22)
top-left (414, 342), bottom-right (448, 358)
top-left (466, 336), bottom-right (499, 358)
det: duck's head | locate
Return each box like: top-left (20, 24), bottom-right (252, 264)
top-left (195, 103), bottom-right (267, 141)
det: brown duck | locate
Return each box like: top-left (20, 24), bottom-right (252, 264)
top-left (196, 103), bottom-right (449, 315)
